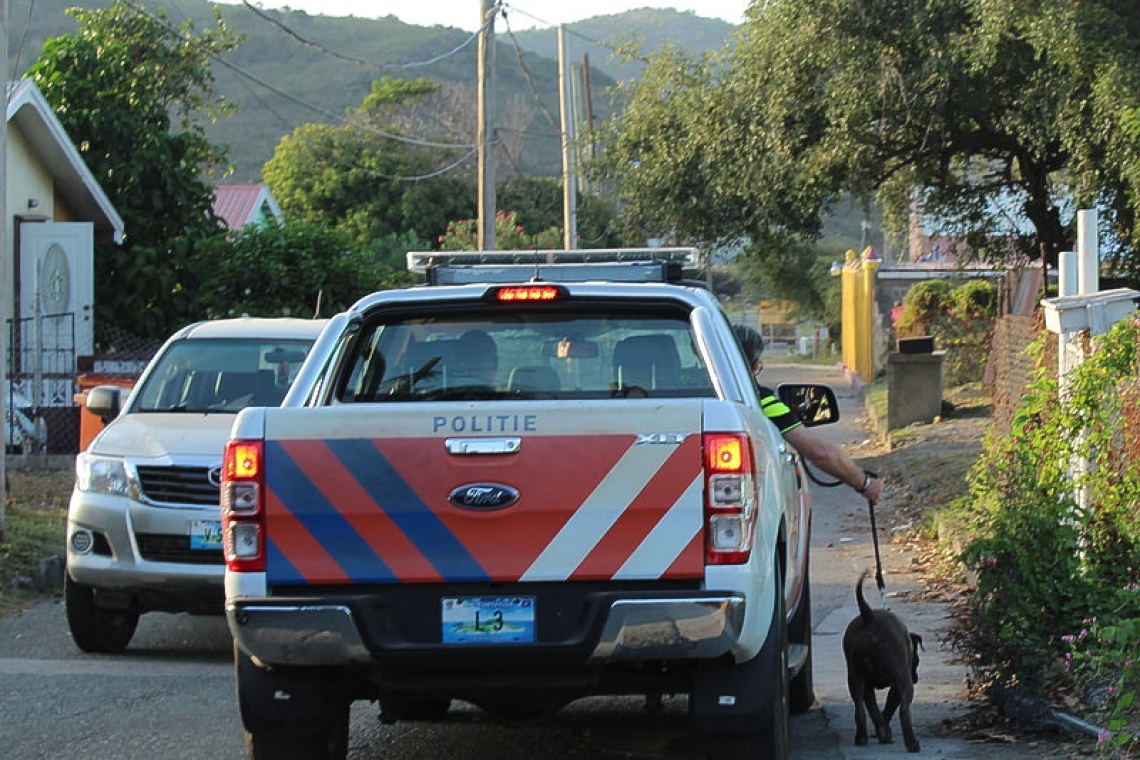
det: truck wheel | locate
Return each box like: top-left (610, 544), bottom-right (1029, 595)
top-left (236, 643), bottom-right (350, 760)
top-left (702, 564), bottom-right (790, 760)
top-left (788, 565), bottom-right (815, 714)
top-left (64, 574), bottom-right (139, 653)
top-left (245, 699), bottom-right (349, 760)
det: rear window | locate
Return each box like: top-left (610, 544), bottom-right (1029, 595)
top-left (133, 338), bottom-right (315, 413)
top-left (335, 304), bottom-right (715, 402)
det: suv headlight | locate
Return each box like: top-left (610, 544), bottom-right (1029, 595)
top-left (76, 453), bottom-right (137, 498)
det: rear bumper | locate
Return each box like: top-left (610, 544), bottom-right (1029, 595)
top-left (227, 593), bottom-right (745, 667)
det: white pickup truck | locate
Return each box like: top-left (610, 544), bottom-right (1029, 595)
top-left (222, 250), bottom-right (839, 760)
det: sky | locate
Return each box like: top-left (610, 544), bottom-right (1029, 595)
top-left (214, 1), bottom-right (750, 31)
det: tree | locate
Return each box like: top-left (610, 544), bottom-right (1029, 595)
top-left (191, 221), bottom-right (414, 319)
top-left (263, 77), bottom-right (477, 251)
top-left (497, 176), bottom-right (625, 249)
top-left (28, 1), bottom-right (241, 340)
top-left (596, 0), bottom-right (1140, 274)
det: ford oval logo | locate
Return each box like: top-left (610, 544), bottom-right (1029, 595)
top-left (449, 483), bottom-right (520, 511)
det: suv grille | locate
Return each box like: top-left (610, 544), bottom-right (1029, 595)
top-left (135, 465), bottom-right (218, 506)
top-left (136, 534), bottom-right (224, 565)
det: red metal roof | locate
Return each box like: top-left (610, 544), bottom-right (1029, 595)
top-left (213, 184), bottom-right (281, 229)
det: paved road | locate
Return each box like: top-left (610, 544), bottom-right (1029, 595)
top-left (0, 363), bottom-right (1054, 758)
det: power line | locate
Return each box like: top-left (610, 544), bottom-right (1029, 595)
top-left (500, 11), bottom-right (559, 131)
top-left (122, 0), bottom-right (478, 151)
top-left (239, 1), bottom-right (487, 71)
top-left (501, 3), bottom-right (644, 62)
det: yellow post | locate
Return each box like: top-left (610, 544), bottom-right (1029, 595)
top-left (839, 249), bottom-right (858, 372)
top-left (838, 247), bottom-right (879, 382)
top-left (859, 247), bottom-right (880, 381)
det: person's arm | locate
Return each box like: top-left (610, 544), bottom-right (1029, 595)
top-left (782, 425), bottom-right (884, 503)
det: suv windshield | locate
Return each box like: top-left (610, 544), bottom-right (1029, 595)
top-left (335, 304), bottom-right (715, 402)
top-left (134, 338), bottom-right (315, 413)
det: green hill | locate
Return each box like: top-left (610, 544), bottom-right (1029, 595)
top-left (6, 0), bottom-right (733, 182)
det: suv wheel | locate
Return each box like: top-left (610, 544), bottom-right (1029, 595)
top-left (64, 574), bottom-right (139, 653)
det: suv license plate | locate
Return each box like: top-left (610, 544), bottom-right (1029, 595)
top-left (190, 519), bottom-right (222, 550)
top-left (442, 596), bottom-right (535, 644)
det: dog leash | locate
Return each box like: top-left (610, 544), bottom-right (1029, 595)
top-left (864, 469), bottom-right (887, 597)
top-left (800, 460), bottom-right (888, 598)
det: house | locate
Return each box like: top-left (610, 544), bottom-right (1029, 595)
top-left (5, 78), bottom-right (125, 452)
top-left (212, 184), bottom-right (284, 230)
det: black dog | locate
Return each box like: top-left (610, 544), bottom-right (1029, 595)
top-left (842, 570), bottom-right (923, 753)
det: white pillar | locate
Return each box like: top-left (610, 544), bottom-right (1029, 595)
top-left (1058, 251), bottom-right (1077, 297)
top-left (1077, 209), bottom-right (1098, 295)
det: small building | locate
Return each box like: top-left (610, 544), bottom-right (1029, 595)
top-left (212, 184), bottom-right (284, 230)
top-left (5, 79), bottom-right (125, 453)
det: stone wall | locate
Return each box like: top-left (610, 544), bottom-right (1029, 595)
top-left (985, 311), bottom-right (1054, 439)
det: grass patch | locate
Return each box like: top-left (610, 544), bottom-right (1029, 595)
top-left (1, 469), bottom-right (72, 615)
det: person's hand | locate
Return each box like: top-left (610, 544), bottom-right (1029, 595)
top-left (858, 471), bottom-right (884, 504)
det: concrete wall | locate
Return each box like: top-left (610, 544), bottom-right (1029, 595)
top-left (887, 351), bottom-right (945, 429)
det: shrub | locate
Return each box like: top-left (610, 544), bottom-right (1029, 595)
top-left (897, 278), bottom-right (997, 385)
top-left (956, 319), bottom-right (1140, 748)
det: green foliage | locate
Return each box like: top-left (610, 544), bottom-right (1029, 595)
top-left (439, 210), bottom-right (561, 251)
top-left (958, 320), bottom-right (1140, 730)
top-left (1062, 592), bottom-right (1140, 756)
top-left (263, 77), bottom-right (478, 252)
top-left (191, 221), bottom-right (414, 319)
top-left (27, 1), bottom-right (241, 341)
top-left (897, 279), bottom-right (996, 386)
top-left (497, 177), bottom-right (625, 249)
top-left (596, 0), bottom-right (1140, 274)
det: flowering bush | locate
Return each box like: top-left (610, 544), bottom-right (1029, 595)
top-left (438, 209), bottom-right (561, 251)
top-left (956, 318), bottom-right (1140, 748)
top-left (1063, 587), bottom-right (1140, 756)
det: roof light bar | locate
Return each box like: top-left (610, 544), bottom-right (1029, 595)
top-left (406, 247), bottom-right (699, 273)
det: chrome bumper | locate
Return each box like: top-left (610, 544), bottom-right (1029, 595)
top-left (228, 595), bottom-right (745, 667)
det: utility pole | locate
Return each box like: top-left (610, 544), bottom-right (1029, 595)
top-left (476, 0), bottom-right (496, 250)
top-left (1, 0), bottom-right (10, 541)
top-left (558, 25), bottom-right (578, 250)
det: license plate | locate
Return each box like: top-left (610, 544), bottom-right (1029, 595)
top-left (442, 596), bottom-right (535, 644)
top-left (190, 519), bottom-right (222, 550)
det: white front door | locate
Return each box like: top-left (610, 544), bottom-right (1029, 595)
top-left (19, 221), bottom-right (94, 357)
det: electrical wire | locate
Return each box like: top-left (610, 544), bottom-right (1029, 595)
top-left (500, 11), bottom-right (559, 131)
top-left (9, 0), bottom-right (37, 89)
top-left (240, 1), bottom-right (488, 71)
top-left (121, 0), bottom-right (478, 151)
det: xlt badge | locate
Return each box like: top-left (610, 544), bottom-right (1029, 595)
top-left (449, 483), bottom-right (520, 511)
top-left (635, 433), bottom-right (689, 445)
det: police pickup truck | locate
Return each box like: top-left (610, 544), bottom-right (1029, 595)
top-left (221, 249), bottom-right (839, 760)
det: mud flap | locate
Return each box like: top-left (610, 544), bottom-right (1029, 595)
top-left (235, 643), bottom-right (328, 737)
top-left (690, 589), bottom-right (785, 733)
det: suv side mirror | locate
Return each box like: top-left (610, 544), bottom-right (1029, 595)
top-left (85, 385), bottom-right (123, 423)
top-left (776, 383), bottom-right (839, 427)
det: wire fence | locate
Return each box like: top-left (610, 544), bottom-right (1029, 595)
top-left (6, 317), bottom-right (160, 457)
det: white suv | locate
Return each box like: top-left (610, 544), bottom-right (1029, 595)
top-left (65, 317), bottom-right (327, 653)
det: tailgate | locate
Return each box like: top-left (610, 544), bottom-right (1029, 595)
top-left (261, 401), bottom-right (705, 586)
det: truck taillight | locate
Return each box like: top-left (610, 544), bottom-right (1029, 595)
top-left (221, 440), bottom-right (265, 572)
top-left (704, 433), bottom-right (757, 565)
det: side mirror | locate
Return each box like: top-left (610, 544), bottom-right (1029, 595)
top-left (776, 383), bottom-right (839, 427)
top-left (85, 385), bottom-right (124, 424)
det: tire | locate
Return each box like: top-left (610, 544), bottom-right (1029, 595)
top-left (245, 699), bottom-right (349, 760)
top-left (64, 574), bottom-right (139, 653)
top-left (788, 564), bottom-right (815, 714)
top-left (704, 563), bottom-right (790, 760)
top-left (236, 643), bottom-right (350, 760)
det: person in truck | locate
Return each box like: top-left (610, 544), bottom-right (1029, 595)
top-left (733, 324), bottom-right (884, 504)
